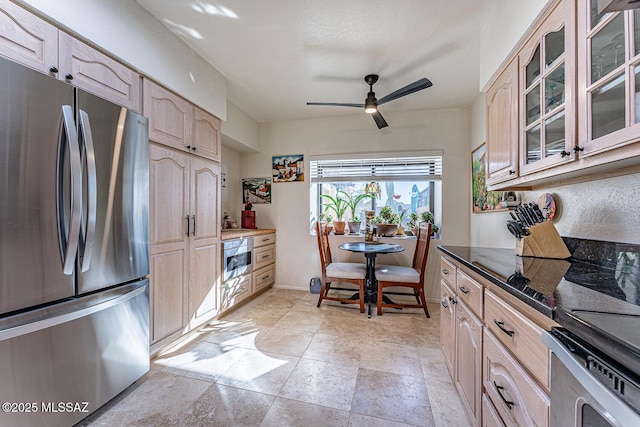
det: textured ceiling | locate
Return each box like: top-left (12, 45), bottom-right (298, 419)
top-left (136, 0), bottom-right (499, 124)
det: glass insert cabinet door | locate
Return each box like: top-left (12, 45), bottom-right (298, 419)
top-left (519, 0), bottom-right (575, 175)
top-left (578, 0), bottom-right (640, 155)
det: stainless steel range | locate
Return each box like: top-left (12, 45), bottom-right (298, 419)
top-left (542, 242), bottom-right (640, 426)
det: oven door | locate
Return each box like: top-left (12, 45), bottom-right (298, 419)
top-left (543, 329), bottom-right (640, 427)
top-left (223, 238), bottom-right (253, 282)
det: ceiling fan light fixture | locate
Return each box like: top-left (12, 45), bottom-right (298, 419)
top-left (364, 95), bottom-right (377, 114)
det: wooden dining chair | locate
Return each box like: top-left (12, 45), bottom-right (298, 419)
top-left (315, 220), bottom-right (366, 313)
top-left (375, 222), bottom-right (432, 317)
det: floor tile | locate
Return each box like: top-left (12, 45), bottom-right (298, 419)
top-left (348, 413), bottom-right (415, 427)
top-left (427, 379), bottom-right (472, 427)
top-left (175, 383), bottom-right (276, 427)
top-left (216, 349), bottom-right (299, 395)
top-left (351, 368), bottom-right (435, 426)
top-left (279, 358), bottom-right (359, 411)
top-left (260, 397), bottom-right (350, 427)
top-left (254, 327), bottom-right (314, 357)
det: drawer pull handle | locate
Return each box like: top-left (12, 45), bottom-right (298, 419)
top-left (262, 238), bottom-right (270, 242)
top-left (459, 286), bottom-right (469, 294)
top-left (448, 296), bottom-right (457, 304)
top-left (261, 255), bottom-right (270, 259)
top-left (494, 320), bottom-right (514, 337)
top-left (442, 268), bottom-right (449, 275)
top-left (493, 381), bottom-right (514, 410)
top-left (441, 299), bottom-right (448, 309)
top-left (262, 275), bottom-right (270, 280)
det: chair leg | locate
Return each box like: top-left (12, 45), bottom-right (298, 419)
top-left (316, 281), bottom-right (329, 308)
top-left (419, 287), bottom-right (430, 318)
top-left (359, 282), bottom-right (365, 313)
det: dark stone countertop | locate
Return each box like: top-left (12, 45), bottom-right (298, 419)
top-left (437, 239), bottom-right (640, 320)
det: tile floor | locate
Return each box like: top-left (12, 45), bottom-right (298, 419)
top-left (78, 288), bottom-right (471, 427)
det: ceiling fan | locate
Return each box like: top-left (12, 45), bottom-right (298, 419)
top-left (306, 74), bottom-right (433, 129)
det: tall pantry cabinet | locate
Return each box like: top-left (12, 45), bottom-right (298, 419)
top-left (145, 79), bottom-right (223, 352)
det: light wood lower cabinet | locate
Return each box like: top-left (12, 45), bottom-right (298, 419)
top-left (483, 329), bottom-right (549, 427)
top-left (440, 255), bottom-right (552, 427)
top-left (455, 300), bottom-right (483, 426)
top-left (149, 143), bottom-right (221, 350)
top-left (440, 280), bottom-right (457, 377)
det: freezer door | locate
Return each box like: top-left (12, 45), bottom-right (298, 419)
top-left (0, 57), bottom-right (76, 315)
top-left (76, 90), bottom-right (149, 294)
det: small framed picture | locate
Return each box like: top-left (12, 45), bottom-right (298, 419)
top-left (242, 178), bottom-right (271, 204)
top-left (471, 143), bottom-right (506, 212)
top-left (272, 154), bottom-right (304, 182)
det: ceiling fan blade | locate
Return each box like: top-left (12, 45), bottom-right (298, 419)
top-left (371, 110), bottom-right (388, 129)
top-left (377, 78), bottom-right (433, 105)
top-left (306, 102), bottom-right (364, 108)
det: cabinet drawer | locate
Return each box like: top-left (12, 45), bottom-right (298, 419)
top-left (483, 329), bottom-right (549, 427)
top-left (484, 289), bottom-right (549, 391)
top-left (221, 274), bottom-right (251, 311)
top-left (254, 233), bottom-right (276, 247)
top-left (482, 393), bottom-right (505, 427)
top-left (254, 244), bottom-right (275, 270)
top-left (440, 256), bottom-right (456, 288)
top-left (456, 269), bottom-right (483, 318)
top-left (253, 264), bottom-right (275, 292)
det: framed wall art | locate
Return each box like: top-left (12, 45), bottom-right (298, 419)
top-left (242, 178), bottom-right (271, 204)
top-left (272, 154), bottom-right (304, 182)
top-left (471, 143), bottom-right (507, 213)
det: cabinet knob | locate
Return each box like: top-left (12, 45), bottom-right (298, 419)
top-left (65, 74), bottom-right (73, 81)
top-left (573, 146), bottom-right (584, 153)
top-left (560, 150), bottom-right (571, 157)
top-left (49, 66), bottom-right (58, 73)
top-left (508, 170), bottom-right (516, 175)
top-left (192, 146), bottom-right (196, 151)
top-left (186, 145), bottom-right (192, 149)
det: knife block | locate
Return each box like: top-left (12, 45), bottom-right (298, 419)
top-left (515, 221), bottom-right (571, 259)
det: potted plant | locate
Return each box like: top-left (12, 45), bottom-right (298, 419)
top-left (396, 208), bottom-right (409, 236)
top-left (419, 211), bottom-right (440, 237)
top-left (319, 193), bottom-right (348, 235)
top-left (407, 212), bottom-right (420, 235)
top-left (343, 190), bottom-right (373, 234)
top-left (374, 205), bottom-right (400, 237)
top-left (317, 212), bottom-right (334, 234)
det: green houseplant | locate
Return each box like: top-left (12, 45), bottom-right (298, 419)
top-left (319, 192), bottom-right (348, 235)
top-left (374, 205), bottom-right (400, 237)
top-left (419, 211), bottom-right (440, 236)
top-left (343, 190), bottom-right (373, 234)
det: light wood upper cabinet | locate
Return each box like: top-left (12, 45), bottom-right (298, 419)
top-left (519, 0), bottom-right (576, 175)
top-left (577, 0), bottom-right (640, 156)
top-left (0, 0), bottom-right (58, 74)
top-left (144, 79), bottom-right (193, 150)
top-left (59, 33), bottom-right (141, 112)
top-left (486, 58), bottom-right (519, 185)
top-left (193, 106), bottom-right (222, 162)
top-left (144, 79), bottom-right (222, 162)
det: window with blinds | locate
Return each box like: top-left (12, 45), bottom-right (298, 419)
top-left (309, 153), bottom-right (443, 182)
top-left (308, 152), bottom-right (443, 237)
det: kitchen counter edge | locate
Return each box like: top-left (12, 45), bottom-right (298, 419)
top-left (437, 245), bottom-right (554, 319)
top-left (221, 229), bottom-right (276, 240)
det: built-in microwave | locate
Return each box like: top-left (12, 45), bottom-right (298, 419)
top-left (222, 237), bottom-right (253, 282)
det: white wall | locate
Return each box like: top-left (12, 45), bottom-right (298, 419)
top-left (479, 0), bottom-right (550, 89)
top-left (222, 102), bottom-right (260, 152)
top-left (239, 108), bottom-right (471, 300)
top-left (16, 0), bottom-right (227, 119)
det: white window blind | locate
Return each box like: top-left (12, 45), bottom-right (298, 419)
top-left (309, 153), bottom-right (442, 183)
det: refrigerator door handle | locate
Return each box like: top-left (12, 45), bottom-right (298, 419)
top-left (57, 105), bottom-right (82, 275)
top-left (78, 109), bottom-right (97, 272)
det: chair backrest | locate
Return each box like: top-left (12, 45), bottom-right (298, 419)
top-left (315, 220), bottom-right (333, 272)
top-left (412, 222), bottom-right (432, 278)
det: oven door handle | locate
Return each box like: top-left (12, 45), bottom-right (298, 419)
top-left (542, 331), bottom-right (640, 424)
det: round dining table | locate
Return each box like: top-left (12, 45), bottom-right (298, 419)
top-left (338, 242), bottom-right (404, 317)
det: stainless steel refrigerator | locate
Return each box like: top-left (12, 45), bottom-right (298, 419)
top-left (0, 56), bottom-right (150, 426)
